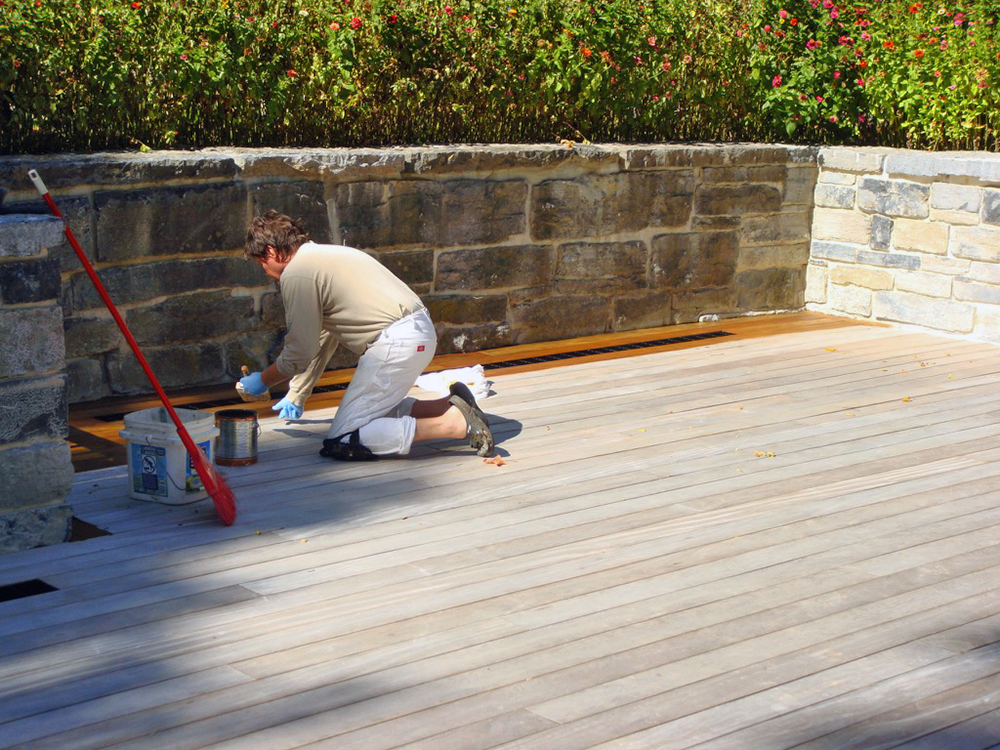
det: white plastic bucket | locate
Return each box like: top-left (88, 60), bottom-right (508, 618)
top-left (119, 407), bottom-right (220, 505)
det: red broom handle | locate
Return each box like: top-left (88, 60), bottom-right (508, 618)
top-left (28, 170), bottom-right (219, 492)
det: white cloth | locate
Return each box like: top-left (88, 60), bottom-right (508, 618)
top-left (415, 365), bottom-right (493, 400)
top-left (327, 308), bottom-right (436, 455)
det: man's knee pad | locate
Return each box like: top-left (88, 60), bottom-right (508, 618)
top-left (319, 429), bottom-right (378, 462)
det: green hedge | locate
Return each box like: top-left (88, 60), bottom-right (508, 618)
top-left (1, 0), bottom-right (997, 154)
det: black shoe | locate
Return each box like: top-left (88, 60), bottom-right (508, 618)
top-left (448, 382), bottom-right (494, 457)
top-left (319, 431), bottom-right (378, 461)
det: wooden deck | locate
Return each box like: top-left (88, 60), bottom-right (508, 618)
top-left (3, 312), bottom-right (1000, 749)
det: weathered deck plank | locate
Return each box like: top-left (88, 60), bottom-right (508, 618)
top-left (3, 317), bottom-right (1000, 750)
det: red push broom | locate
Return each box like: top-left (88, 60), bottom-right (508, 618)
top-left (30, 170), bottom-right (237, 525)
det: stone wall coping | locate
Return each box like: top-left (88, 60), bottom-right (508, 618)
top-left (0, 143), bottom-right (819, 194)
top-left (0, 214), bottom-right (65, 258)
top-left (819, 146), bottom-right (1000, 184)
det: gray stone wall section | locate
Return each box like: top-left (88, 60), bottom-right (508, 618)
top-left (806, 147), bottom-right (1000, 342)
top-left (0, 214), bottom-right (73, 554)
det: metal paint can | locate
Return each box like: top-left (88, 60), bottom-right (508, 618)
top-left (214, 409), bottom-right (260, 466)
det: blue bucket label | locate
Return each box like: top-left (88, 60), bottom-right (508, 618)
top-left (132, 443), bottom-right (168, 497)
top-left (186, 440), bottom-right (211, 492)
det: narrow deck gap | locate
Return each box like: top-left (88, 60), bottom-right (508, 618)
top-left (0, 579), bottom-right (59, 603)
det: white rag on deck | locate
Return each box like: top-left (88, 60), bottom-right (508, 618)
top-left (415, 365), bottom-right (494, 400)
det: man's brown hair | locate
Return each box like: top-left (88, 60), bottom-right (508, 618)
top-left (244, 210), bottom-right (310, 262)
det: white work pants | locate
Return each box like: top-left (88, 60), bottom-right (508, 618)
top-left (327, 308), bottom-right (436, 455)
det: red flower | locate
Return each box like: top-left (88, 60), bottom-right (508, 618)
top-left (444, 5), bottom-right (453, 14)
top-left (388, 14), bottom-right (397, 24)
top-left (909, 3), bottom-right (922, 12)
top-left (883, 40), bottom-right (895, 49)
top-left (914, 49), bottom-right (924, 57)
top-left (789, 18), bottom-right (798, 26)
top-left (350, 16), bottom-right (362, 29)
top-left (287, 69), bottom-right (297, 77)
top-left (772, 75), bottom-right (782, 87)
top-left (581, 47), bottom-right (592, 58)
top-left (131, 1), bottom-right (141, 8)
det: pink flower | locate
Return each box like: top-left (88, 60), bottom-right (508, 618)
top-left (807, 39), bottom-right (818, 49)
top-left (772, 75), bottom-right (782, 87)
top-left (829, 115), bottom-right (838, 122)
top-left (764, 24), bottom-right (772, 32)
top-left (779, 9), bottom-right (788, 19)
top-left (444, 5), bottom-right (453, 14)
top-left (816, 95), bottom-right (824, 101)
top-left (954, 12), bottom-right (966, 25)
top-left (179, 53), bottom-right (188, 60)
top-left (823, 0), bottom-right (833, 7)
top-left (933, 70), bottom-right (941, 77)
top-left (350, 16), bottom-right (362, 29)
top-left (833, 72), bottom-right (841, 79)
top-left (830, 8), bottom-right (839, 19)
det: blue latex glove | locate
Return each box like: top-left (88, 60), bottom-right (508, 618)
top-left (239, 371), bottom-right (268, 396)
top-left (273, 396), bottom-right (303, 420)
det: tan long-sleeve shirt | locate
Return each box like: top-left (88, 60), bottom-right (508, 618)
top-left (275, 242), bottom-right (423, 404)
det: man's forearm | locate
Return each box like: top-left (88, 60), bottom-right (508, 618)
top-left (261, 361), bottom-right (291, 388)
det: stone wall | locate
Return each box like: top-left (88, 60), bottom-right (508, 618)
top-left (0, 212), bottom-right (74, 553)
top-left (0, 144), bottom-right (816, 403)
top-left (806, 148), bottom-right (1000, 339)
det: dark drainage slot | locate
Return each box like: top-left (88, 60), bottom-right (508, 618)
top-left (0, 579), bottom-right (59, 603)
top-left (71, 517), bottom-right (112, 542)
top-left (93, 330), bottom-right (733, 420)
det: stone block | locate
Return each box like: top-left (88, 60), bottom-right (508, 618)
top-left (812, 207), bottom-right (871, 244)
top-left (671, 287), bottom-right (737, 323)
top-left (63, 316), bottom-right (122, 359)
top-left (410, 143), bottom-right (618, 175)
top-left (895, 271), bottom-right (952, 298)
top-left (701, 165), bottom-right (787, 184)
top-left (70, 256), bottom-right (262, 312)
top-left (0, 376), bottom-right (68, 443)
top-left (693, 216), bottom-right (742, 231)
top-left (805, 263), bottom-right (829, 304)
top-left (437, 245), bottom-right (552, 292)
top-left (66, 358), bottom-right (106, 403)
top-left (507, 295), bottom-right (610, 344)
top-left (260, 291), bottom-right (286, 329)
top-left (814, 184), bottom-right (856, 209)
top-left (951, 226), bottom-right (1000, 263)
top-left (239, 150), bottom-right (407, 181)
top-left (740, 212), bottom-right (811, 245)
top-left (857, 250), bottom-right (920, 270)
top-left (371, 249), bottom-right (434, 288)
top-left (966, 262), bottom-right (1000, 285)
top-left (818, 171), bottom-right (857, 186)
top-left (0, 306), bottom-right (64, 378)
top-left (126, 291), bottom-right (257, 346)
top-left (335, 179), bottom-right (527, 248)
top-left (251, 181), bottom-right (332, 244)
top-left (892, 219), bottom-right (948, 255)
top-left (829, 266), bottom-right (894, 291)
top-left (556, 241), bottom-right (646, 293)
top-left (873, 291), bottom-right (974, 332)
top-left (883, 152), bottom-right (1000, 183)
top-left (0, 503), bottom-right (73, 554)
top-left (435, 323), bottom-right (513, 354)
top-left (3, 196), bottom-right (95, 271)
top-left (919, 255), bottom-right (971, 276)
top-left (973, 306), bottom-right (1000, 344)
top-left (532, 172), bottom-right (693, 239)
top-left (94, 183), bottom-right (248, 261)
top-left (0, 258), bottom-right (61, 305)
top-left (611, 291), bottom-right (673, 330)
top-left (0, 154), bottom-right (238, 192)
top-left (784, 166), bottom-right (819, 205)
top-left (651, 231), bottom-right (739, 289)
top-left (931, 184), bottom-right (981, 212)
top-left (810, 241), bottom-right (858, 263)
top-left (819, 147), bottom-right (887, 173)
top-left (738, 244), bottom-right (810, 272)
top-left (106, 342), bottom-right (226, 394)
top-left (425, 295), bottom-right (508, 325)
top-left (870, 215), bottom-right (893, 251)
top-left (829, 283), bottom-right (873, 317)
top-left (223, 330), bottom-right (286, 379)
top-left (954, 279), bottom-right (1000, 305)
top-left (857, 177), bottom-right (930, 218)
top-left (695, 184), bottom-right (783, 217)
top-left (0, 215), bottom-right (65, 258)
top-left (0, 440), bottom-right (73, 511)
top-left (736, 268), bottom-right (804, 311)
top-left (984, 189), bottom-right (1000, 226)
top-left (930, 208), bottom-right (980, 226)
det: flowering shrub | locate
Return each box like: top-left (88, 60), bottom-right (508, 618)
top-left (0, 0), bottom-right (996, 153)
top-left (749, 0), bottom-right (999, 148)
